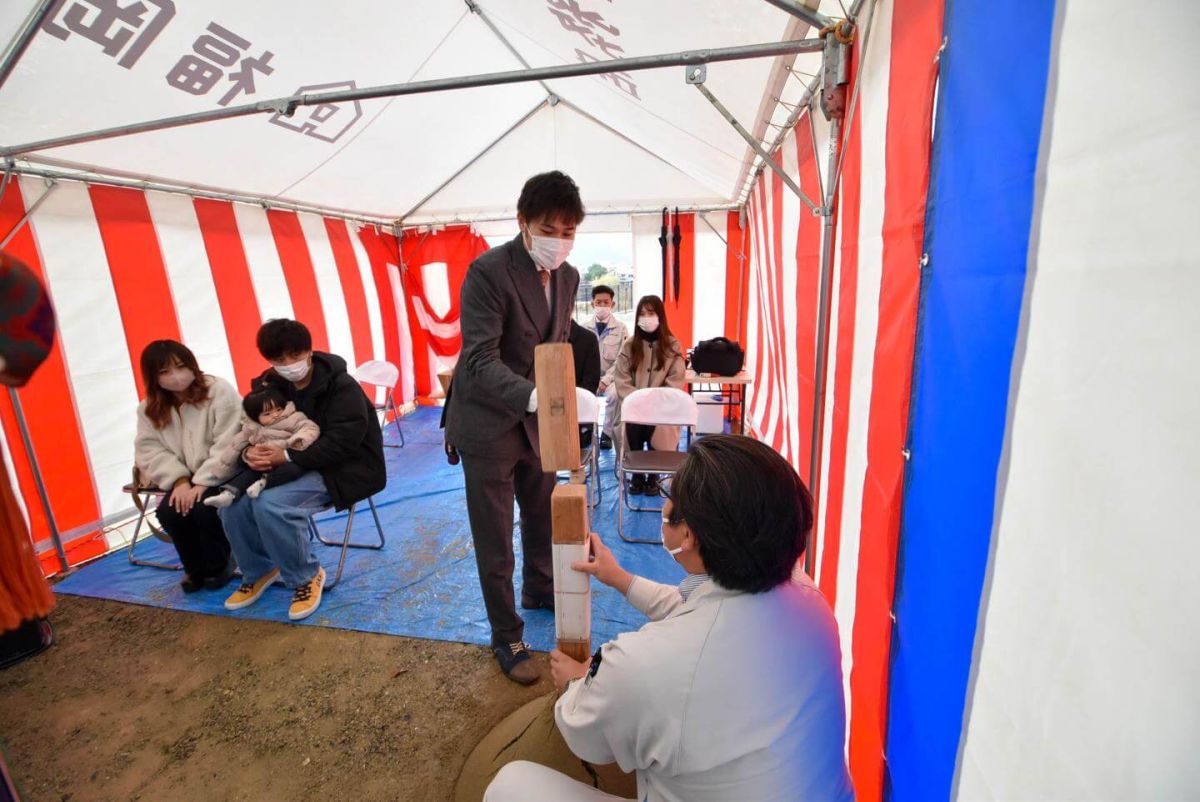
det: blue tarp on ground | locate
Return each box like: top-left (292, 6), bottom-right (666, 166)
top-left (54, 407), bottom-right (683, 652)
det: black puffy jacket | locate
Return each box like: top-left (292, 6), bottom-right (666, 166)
top-left (254, 352), bottom-right (385, 510)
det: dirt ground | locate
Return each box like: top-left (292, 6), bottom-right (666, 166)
top-left (0, 595), bottom-right (550, 802)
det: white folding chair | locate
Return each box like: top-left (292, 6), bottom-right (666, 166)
top-left (575, 387), bottom-right (602, 509)
top-left (307, 496), bottom-right (386, 590)
top-left (616, 388), bottom-right (698, 544)
top-left (354, 360), bottom-right (405, 448)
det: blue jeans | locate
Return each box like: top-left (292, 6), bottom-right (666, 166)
top-left (218, 470), bottom-right (328, 587)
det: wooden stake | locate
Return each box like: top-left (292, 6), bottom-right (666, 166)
top-left (535, 343), bottom-right (591, 663)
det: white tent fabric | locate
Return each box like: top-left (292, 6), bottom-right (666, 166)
top-left (0, 0), bottom-right (842, 222)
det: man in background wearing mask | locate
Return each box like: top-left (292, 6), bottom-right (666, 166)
top-left (218, 318), bottom-right (385, 622)
top-left (582, 285), bottom-right (627, 450)
top-left (444, 171), bottom-right (583, 684)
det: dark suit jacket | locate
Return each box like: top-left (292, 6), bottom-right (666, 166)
top-left (569, 320), bottom-right (601, 392)
top-left (444, 234), bottom-right (580, 455)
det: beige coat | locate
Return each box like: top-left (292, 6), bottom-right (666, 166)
top-left (211, 402), bottom-right (320, 480)
top-left (134, 375), bottom-right (243, 490)
top-left (612, 335), bottom-right (686, 449)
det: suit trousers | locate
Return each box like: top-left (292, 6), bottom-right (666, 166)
top-left (459, 424), bottom-right (555, 645)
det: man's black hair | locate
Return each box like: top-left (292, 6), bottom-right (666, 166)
top-left (256, 318), bottom-right (312, 361)
top-left (242, 384), bottom-right (288, 421)
top-left (669, 435), bottom-right (812, 593)
top-left (517, 171), bottom-right (585, 227)
top-left (592, 284), bottom-right (615, 300)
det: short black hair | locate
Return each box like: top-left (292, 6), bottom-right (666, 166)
top-left (517, 171), bottom-right (585, 227)
top-left (669, 435), bottom-right (812, 593)
top-left (592, 284), bottom-right (615, 300)
top-left (256, 319), bottom-right (311, 361)
top-left (242, 385), bottom-right (288, 421)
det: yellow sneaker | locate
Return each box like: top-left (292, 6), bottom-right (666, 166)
top-left (288, 567), bottom-right (325, 621)
top-left (223, 568), bottom-right (280, 610)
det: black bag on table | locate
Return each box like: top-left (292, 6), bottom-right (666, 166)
top-left (690, 337), bottom-right (744, 376)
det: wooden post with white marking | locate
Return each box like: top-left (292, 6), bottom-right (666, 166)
top-left (535, 343), bottom-right (591, 664)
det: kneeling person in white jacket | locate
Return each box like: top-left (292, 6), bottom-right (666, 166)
top-left (205, 385), bottom-right (320, 508)
top-left (487, 434), bottom-right (854, 802)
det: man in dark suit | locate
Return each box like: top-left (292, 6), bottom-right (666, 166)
top-left (444, 171), bottom-right (584, 684)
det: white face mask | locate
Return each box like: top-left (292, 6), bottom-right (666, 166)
top-left (158, 367), bottom-right (195, 393)
top-left (661, 516), bottom-right (684, 557)
top-left (594, 306), bottom-right (612, 322)
top-left (526, 229), bottom-right (573, 272)
top-left (274, 358), bottom-right (310, 383)
top-left (637, 315), bottom-right (660, 333)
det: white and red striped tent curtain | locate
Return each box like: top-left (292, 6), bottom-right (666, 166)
top-left (0, 178), bottom-right (415, 571)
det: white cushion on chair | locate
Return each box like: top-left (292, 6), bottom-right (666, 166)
top-left (621, 388), bottom-right (698, 427)
top-left (575, 387), bottom-right (600, 425)
top-left (354, 360), bottom-right (399, 388)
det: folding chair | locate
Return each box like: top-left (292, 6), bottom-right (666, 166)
top-left (307, 495), bottom-right (386, 590)
top-left (575, 387), bottom-right (602, 509)
top-left (354, 360), bottom-right (405, 448)
top-left (616, 388), bottom-right (698, 544)
top-left (123, 466), bottom-right (181, 570)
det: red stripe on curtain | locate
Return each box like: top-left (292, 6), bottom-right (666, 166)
top-left (266, 209), bottom-right (329, 353)
top-left (88, 185), bottom-right (182, 398)
top-left (323, 219), bottom-right (374, 373)
top-left (848, 1), bottom-right (943, 798)
top-left (0, 181), bottom-right (103, 566)
top-left (193, 199), bottom-right (266, 393)
top-left (354, 226), bottom-right (406, 396)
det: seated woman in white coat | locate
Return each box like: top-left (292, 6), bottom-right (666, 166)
top-left (485, 434), bottom-right (855, 802)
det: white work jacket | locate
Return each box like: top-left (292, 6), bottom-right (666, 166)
top-left (584, 315), bottom-right (628, 389)
top-left (556, 575), bottom-right (855, 802)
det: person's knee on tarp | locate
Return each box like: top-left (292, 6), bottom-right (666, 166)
top-left (611, 295), bottom-right (685, 496)
top-left (218, 319), bottom-right (385, 622)
top-left (134, 340), bottom-right (242, 593)
top-left (487, 434), bottom-right (854, 802)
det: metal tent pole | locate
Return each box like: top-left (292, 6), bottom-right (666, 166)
top-left (0, 0), bottom-right (55, 93)
top-left (0, 179), bottom-right (57, 250)
top-left (1, 38), bottom-right (825, 158)
top-left (7, 165), bottom-right (394, 227)
top-left (805, 115), bottom-right (841, 577)
top-left (761, 0), bottom-right (835, 30)
top-left (691, 75), bottom-right (821, 214)
top-left (396, 99), bottom-right (548, 222)
top-left (7, 387), bottom-right (69, 574)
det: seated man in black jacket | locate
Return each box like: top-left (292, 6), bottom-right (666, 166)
top-left (568, 319), bottom-right (601, 448)
top-left (219, 319), bottom-right (385, 621)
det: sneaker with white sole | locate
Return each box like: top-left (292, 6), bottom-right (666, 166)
top-left (223, 568), bottom-right (280, 610)
top-left (288, 566), bottom-right (325, 621)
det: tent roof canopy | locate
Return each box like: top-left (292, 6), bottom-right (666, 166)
top-left (0, 0), bottom-right (845, 224)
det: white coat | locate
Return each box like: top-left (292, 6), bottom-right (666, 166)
top-left (583, 314), bottom-right (628, 390)
top-left (555, 574), bottom-right (855, 802)
top-left (133, 374), bottom-right (243, 489)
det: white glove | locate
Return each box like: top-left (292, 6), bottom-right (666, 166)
top-left (526, 388), bottom-right (538, 413)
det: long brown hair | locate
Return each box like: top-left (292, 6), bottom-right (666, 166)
top-left (629, 295), bottom-right (677, 376)
top-left (140, 340), bottom-right (209, 429)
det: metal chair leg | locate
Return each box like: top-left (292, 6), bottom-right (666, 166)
top-left (616, 465), bottom-right (660, 545)
top-left (382, 391), bottom-right (404, 448)
top-left (313, 497), bottom-right (386, 590)
top-left (128, 492), bottom-right (182, 570)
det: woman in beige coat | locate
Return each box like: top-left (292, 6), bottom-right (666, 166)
top-left (612, 295), bottom-right (686, 495)
top-left (134, 340), bottom-right (242, 592)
